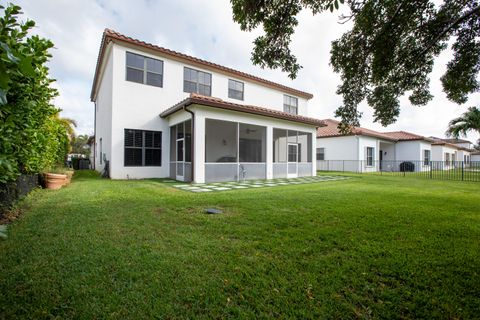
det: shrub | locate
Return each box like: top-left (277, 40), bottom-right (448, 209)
top-left (0, 4), bottom-right (69, 183)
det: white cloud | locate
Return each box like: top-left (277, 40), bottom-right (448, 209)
top-left (14, 0), bottom-right (480, 143)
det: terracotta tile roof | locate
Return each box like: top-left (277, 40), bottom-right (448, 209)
top-left (160, 93), bottom-right (326, 127)
top-left (439, 138), bottom-right (472, 144)
top-left (91, 29), bottom-right (314, 101)
top-left (382, 131), bottom-right (434, 142)
top-left (316, 119), bottom-right (397, 141)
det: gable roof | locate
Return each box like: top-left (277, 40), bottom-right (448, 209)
top-left (160, 93), bottom-right (325, 127)
top-left (430, 137), bottom-right (472, 145)
top-left (91, 29), bottom-right (314, 101)
top-left (382, 131), bottom-right (434, 142)
top-left (316, 119), bottom-right (397, 141)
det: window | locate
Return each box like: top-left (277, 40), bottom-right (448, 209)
top-left (366, 147), bottom-right (374, 166)
top-left (126, 52), bottom-right (163, 87)
top-left (228, 79), bottom-right (244, 100)
top-left (283, 95), bottom-right (298, 115)
top-left (124, 129), bottom-right (162, 166)
top-left (99, 138), bottom-right (103, 165)
top-left (317, 148), bottom-right (325, 160)
top-left (445, 152), bottom-right (450, 165)
top-left (423, 150), bottom-right (431, 166)
top-left (183, 67), bottom-right (211, 96)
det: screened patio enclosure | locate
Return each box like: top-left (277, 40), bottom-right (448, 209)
top-left (204, 119), bottom-right (313, 182)
top-left (205, 119), bottom-right (267, 182)
top-left (170, 120), bottom-right (192, 182)
top-left (273, 128), bottom-right (312, 178)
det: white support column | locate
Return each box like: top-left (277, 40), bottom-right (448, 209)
top-left (194, 113), bottom-right (205, 183)
top-left (266, 126), bottom-right (273, 179)
top-left (311, 130), bottom-right (316, 176)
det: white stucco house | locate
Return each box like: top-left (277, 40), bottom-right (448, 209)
top-left (430, 138), bottom-right (473, 167)
top-left (471, 151), bottom-right (480, 162)
top-left (90, 29), bottom-right (324, 183)
top-left (316, 119), bottom-right (435, 172)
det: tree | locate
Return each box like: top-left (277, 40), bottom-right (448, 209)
top-left (446, 106), bottom-right (480, 139)
top-left (231, 0), bottom-right (480, 132)
top-left (0, 3), bottom-right (68, 183)
top-left (71, 134), bottom-right (90, 156)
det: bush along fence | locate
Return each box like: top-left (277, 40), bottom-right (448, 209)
top-left (317, 160), bottom-right (480, 182)
top-left (0, 174), bottom-right (39, 216)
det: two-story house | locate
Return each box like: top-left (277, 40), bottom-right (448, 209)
top-left (90, 29), bottom-right (324, 183)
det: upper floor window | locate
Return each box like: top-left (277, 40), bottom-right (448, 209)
top-left (126, 52), bottom-right (163, 87)
top-left (124, 129), bottom-right (162, 167)
top-left (228, 79), bottom-right (244, 100)
top-left (183, 67), bottom-right (211, 96)
top-left (283, 95), bottom-right (298, 115)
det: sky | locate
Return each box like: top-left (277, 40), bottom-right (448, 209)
top-left (13, 0), bottom-right (480, 143)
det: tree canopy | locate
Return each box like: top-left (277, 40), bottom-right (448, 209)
top-left (446, 106), bottom-right (480, 138)
top-left (231, 0), bottom-right (480, 132)
top-left (0, 4), bottom-right (69, 183)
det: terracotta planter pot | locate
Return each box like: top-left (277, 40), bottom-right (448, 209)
top-left (44, 173), bottom-right (67, 190)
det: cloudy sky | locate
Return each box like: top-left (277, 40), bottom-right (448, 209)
top-left (15, 0), bottom-right (480, 143)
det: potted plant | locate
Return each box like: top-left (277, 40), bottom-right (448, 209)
top-left (43, 165), bottom-right (68, 190)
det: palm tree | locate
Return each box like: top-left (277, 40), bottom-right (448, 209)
top-left (55, 114), bottom-right (77, 143)
top-left (446, 107), bottom-right (480, 139)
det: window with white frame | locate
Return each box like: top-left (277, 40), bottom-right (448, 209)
top-left (366, 147), bottom-right (374, 166)
top-left (423, 149), bottom-right (431, 166)
top-left (126, 52), bottom-right (163, 87)
top-left (445, 152), bottom-right (450, 165)
top-left (316, 148), bottom-right (325, 160)
top-left (124, 129), bottom-right (162, 166)
top-left (183, 67), bottom-right (211, 96)
top-left (228, 79), bottom-right (244, 100)
top-left (283, 95), bottom-right (298, 115)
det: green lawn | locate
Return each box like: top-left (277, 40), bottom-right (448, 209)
top-left (1, 171), bottom-right (479, 319)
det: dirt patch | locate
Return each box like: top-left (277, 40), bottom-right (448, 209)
top-left (153, 207), bottom-right (165, 215)
top-left (0, 207), bottom-right (23, 224)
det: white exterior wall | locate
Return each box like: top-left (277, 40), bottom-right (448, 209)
top-left (431, 145), bottom-right (457, 161)
top-left (94, 44), bottom-right (114, 173)
top-left (471, 154), bottom-right (480, 161)
top-left (95, 43), bottom-right (312, 179)
top-left (316, 136), bottom-right (358, 160)
top-left (358, 136), bottom-right (379, 172)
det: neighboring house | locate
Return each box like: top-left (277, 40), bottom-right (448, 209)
top-left (316, 119), bottom-right (434, 172)
top-left (90, 29), bottom-right (324, 182)
top-left (471, 151), bottom-right (480, 162)
top-left (430, 139), bottom-right (472, 166)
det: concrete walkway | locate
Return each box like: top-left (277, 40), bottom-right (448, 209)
top-left (170, 175), bottom-right (350, 192)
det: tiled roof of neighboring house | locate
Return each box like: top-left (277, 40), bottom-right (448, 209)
top-left (382, 131), bottom-right (434, 142)
top-left (430, 139), bottom-right (473, 151)
top-left (160, 93), bottom-right (326, 127)
top-left (471, 151), bottom-right (480, 155)
top-left (91, 29), bottom-right (314, 101)
top-left (437, 138), bottom-right (472, 144)
top-left (316, 119), bottom-right (397, 141)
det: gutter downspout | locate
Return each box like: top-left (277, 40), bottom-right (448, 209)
top-left (93, 102), bottom-right (96, 170)
top-left (183, 103), bottom-right (195, 183)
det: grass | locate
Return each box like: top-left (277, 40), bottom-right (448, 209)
top-left (1, 171), bottom-right (479, 319)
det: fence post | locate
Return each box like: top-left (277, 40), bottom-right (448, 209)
top-left (430, 162), bottom-right (432, 179)
top-left (462, 161), bottom-right (464, 181)
top-left (343, 160), bottom-right (345, 172)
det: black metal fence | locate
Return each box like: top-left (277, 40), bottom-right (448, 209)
top-left (317, 160), bottom-right (480, 182)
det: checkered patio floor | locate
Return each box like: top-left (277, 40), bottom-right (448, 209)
top-left (169, 175), bottom-right (349, 192)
